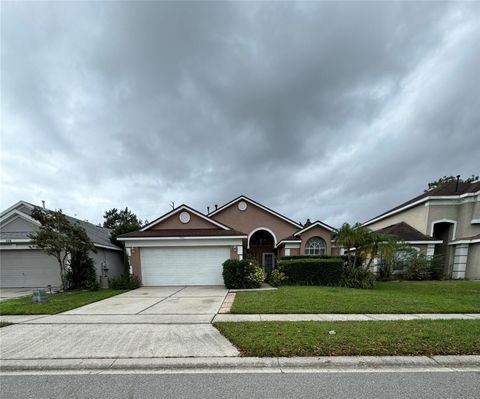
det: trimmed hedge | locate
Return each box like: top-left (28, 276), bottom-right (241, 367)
top-left (223, 259), bottom-right (264, 289)
top-left (278, 258), bottom-right (343, 286)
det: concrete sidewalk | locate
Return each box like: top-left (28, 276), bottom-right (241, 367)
top-left (213, 313), bottom-right (480, 322)
top-left (1, 355), bottom-right (479, 373)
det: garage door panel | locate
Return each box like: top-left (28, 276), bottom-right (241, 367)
top-left (140, 247), bottom-right (229, 286)
top-left (1, 250), bottom-right (61, 287)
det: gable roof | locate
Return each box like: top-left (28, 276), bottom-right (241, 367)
top-left (364, 181), bottom-right (480, 226)
top-left (374, 222), bottom-right (441, 243)
top-left (119, 228), bottom-right (247, 239)
top-left (140, 204), bottom-right (232, 231)
top-left (209, 195), bottom-right (303, 229)
top-left (0, 201), bottom-right (121, 251)
top-left (293, 220), bottom-right (336, 236)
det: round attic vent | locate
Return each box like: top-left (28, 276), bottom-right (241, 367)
top-left (179, 211), bottom-right (191, 224)
top-left (238, 201), bottom-right (247, 211)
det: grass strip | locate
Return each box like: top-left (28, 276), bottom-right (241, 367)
top-left (0, 289), bottom-right (127, 315)
top-left (231, 281), bottom-right (480, 314)
top-left (215, 319), bottom-right (480, 357)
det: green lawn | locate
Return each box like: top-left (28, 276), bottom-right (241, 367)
top-left (215, 320), bottom-right (480, 357)
top-left (0, 289), bottom-right (127, 315)
top-left (231, 281), bottom-right (480, 314)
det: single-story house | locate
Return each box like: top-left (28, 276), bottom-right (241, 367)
top-left (364, 181), bottom-right (480, 279)
top-left (0, 201), bottom-right (124, 288)
top-left (119, 195), bottom-right (338, 286)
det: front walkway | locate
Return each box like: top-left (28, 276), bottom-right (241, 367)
top-left (213, 313), bottom-right (480, 322)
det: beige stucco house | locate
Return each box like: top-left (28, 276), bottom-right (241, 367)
top-left (364, 182), bottom-right (480, 279)
top-left (119, 196), bottom-right (337, 286)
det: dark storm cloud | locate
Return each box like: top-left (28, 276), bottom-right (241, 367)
top-left (1, 1), bottom-right (479, 226)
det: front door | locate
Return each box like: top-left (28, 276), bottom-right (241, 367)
top-left (262, 253), bottom-right (275, 275)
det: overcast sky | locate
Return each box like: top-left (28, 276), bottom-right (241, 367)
top-left (1, 1), bottom-right (479, 228)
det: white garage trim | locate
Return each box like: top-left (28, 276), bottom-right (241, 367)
top-left (140, 246), bottom-right (230, 286)
top-left (120, 237), bottom-right (244, 248)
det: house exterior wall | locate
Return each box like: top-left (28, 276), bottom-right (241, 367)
top-left (426, 202), bottom-right (480, 239)
top-left (211, 202), bottom-right (298, 244)
top-left (1, 217), bottom-right (36, 232)
top-left (149, 212), bottom-right (218, 230)
top-left (366, 204), bottom-right (428, 234)
top-left (90, 248), bottom-right (123, 280)
top-left (130, 247), bottom-right (142, 283)
top-left (466, 243), bottom-right (480, 279)
top-left (298, 226), bottom-right (332, 256)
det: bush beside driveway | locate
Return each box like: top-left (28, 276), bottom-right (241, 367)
top-left (0, 289), bottom-right (127, 315)
top-left (231, 281), bottom-right (480, 314)
top-left (215, 319), bottom-right (480, 357)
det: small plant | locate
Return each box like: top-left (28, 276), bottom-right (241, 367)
top-left (110, 274), bottom-right (141, 290)
top-left (223, 259), bottom-right (264, 289)
top-left (266, 269), bottom-right (287, 287)
top-left (340, 267), bottom-right (376, 289)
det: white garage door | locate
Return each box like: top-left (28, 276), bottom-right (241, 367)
top-left (140, 246), bottom-right (229, 286)
top-left (0, 249), bottom-right (61, 287)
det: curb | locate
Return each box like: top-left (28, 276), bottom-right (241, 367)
top-left (1, 356), bottom-right (479, 372)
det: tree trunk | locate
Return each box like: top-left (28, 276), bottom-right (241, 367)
top-left (57, 258), bottom-right (66, 290)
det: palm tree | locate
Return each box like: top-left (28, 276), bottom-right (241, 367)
top-left (335, 223), bottom-right (398, 270)
top-left (334, 223), bottom-right (365, 268)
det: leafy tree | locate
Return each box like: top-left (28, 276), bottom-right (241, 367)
top-left (66, 250), bottom-right (97, 289)
top-left (29, 208), bottom-right (96, 290)
top-left (426, 174), bottom-right (478, 192)
top-left (103, 207), bottom-right (143, 244)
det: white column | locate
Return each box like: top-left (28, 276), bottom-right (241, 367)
top-left (237, 245), bottom-right (243, 260)
top-left (452, 244), bottom-right (469, 279)
top-left (285, 248), bottom-right (291, 256)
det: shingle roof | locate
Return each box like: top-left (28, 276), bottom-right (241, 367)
top-left (365, 181), bottom-right (480, 224)
top-left (119, 229), bottom-right (247, 239)
top-left (1, 201), bottom-right (120, 250)
top-left (374, 222), bottom-right (436, 242)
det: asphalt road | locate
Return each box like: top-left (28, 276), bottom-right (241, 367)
top-left (1, 371), bottom-right (479, 399)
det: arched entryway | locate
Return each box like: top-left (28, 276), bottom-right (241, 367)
top-left (247, 229), bottom-right (276, 274)
top-left (432, 220), bottom-right (456, 276)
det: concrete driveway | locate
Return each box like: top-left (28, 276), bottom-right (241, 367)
top-left (0, 286), bottom-right (239, 359)
top-left (0, 288), bottom-right (32, 301)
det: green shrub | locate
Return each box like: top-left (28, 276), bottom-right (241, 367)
top-left (340, 267), bottom-right (376, 289)
top-left (266, 269), bottom-right (287, 287)
top-left (405, 253), bottom-right (434, 280)
top-left (429, 255), bottom-right (445, 280)
top-left (110, 274), bottom-right (141, 290)
top-left (223, 259), bottom-right (264, 289)
top-left (65, 250), bottom-right (97, 290)
top-left (278, 258), bottom-right (343, 286)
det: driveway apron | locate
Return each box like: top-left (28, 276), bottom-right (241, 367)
top-left (0, 286), bottom-right (239, 359)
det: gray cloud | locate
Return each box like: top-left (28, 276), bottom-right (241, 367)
top-left (1, 1), bottom-right (479, 227)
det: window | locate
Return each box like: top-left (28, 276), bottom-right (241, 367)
top-left (304, 237), bottom-right (326, 256)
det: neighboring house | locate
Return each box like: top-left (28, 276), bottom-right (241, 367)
top-left (0, 201), bottom-right (124, 288)
top-left (364, 182), bottom-right (480, 279)
top-left (119, 195), bottom-right (337, 286)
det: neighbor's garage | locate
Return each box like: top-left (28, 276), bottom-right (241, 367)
top-left (0, 249), bottom-right (61, 287)
top-left (140, 246), bottom-right (230, 286)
